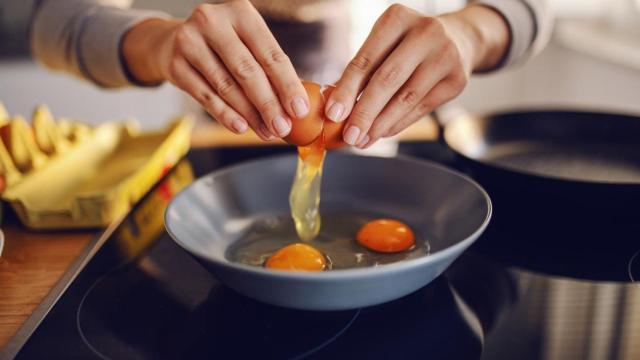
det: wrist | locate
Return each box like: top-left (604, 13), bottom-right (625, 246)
top-left (122, 18), bottom-right (181, 85)
top-left (442, 5), bottom-right (510, 72)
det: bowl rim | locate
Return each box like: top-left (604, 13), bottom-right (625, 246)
top-left (165, 152), bottom-right (492, 280)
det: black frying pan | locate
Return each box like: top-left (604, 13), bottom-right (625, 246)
top-left (437, 109), bottom-right (640, 239)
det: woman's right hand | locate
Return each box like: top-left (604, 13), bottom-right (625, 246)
top-left (123, 0), bottom-right (309, 140)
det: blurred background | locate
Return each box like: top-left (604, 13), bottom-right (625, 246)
top-left (1, 0), bottom-right (639, 129)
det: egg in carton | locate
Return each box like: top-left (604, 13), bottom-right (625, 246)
top-left (0, 102), bottom-right (192, 229)
top-left (33, 106), bottom-right (72, 156)
top-left (0, 103), bottom-right (94, 189)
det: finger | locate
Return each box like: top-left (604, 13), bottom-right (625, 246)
top-left (363, 138), bottom-right (378, 149)
top-left (198, 20), bottom-right (291, 137)
top-left (356, 135), bottom-right (370, 149)
top-left (386, 77), bottom-right (463, 137)
top-left (325, 4), bottom-right (417, 123)
top-left (259, 123), bottom-right (276, 141)
top-left (168, 58), bottom-right (248, 134)
top-left (367, 52), bottom-right (452, 141)
top-left (342, 24), bottom-right (447, 146)
top-left (176, 29), bottom-right (273, 140)
top-left (233, 6), bottom-right (309, 119)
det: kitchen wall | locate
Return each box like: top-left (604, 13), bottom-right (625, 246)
top-left (0, 60), bottom-right (184, 129)
top-left (456, 41), bottom-right (640, 116)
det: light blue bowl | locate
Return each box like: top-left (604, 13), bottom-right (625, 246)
top-left (165, 153), bottom-right (491, 310)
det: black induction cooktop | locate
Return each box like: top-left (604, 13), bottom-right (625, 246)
top-left (4, 142), bottom-right (640, 360)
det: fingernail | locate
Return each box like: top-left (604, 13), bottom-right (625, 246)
top-left (273, 115), bottom-right (291, 137)
top-left (356, 135), bottom-right (370, 148)
top-left (232, 118), bottom-right (248, 133)
top-left (260, 123), bottom-right (276, 140)
top-left (291, 96), bottom-right (309, 118)
top-left (326, 102), bottom-right (345, 122)
top-left (344, 126), bottom-right (361, 145)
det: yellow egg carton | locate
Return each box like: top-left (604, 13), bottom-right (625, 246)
top-left (0, 103), bottom-right (193, 229)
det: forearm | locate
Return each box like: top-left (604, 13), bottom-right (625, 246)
top-left (30, 0), bottom-right (169, 88)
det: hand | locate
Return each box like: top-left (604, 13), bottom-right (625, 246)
top-left (324, 4), bottom-right (509, 148)
top-left (123, 0), bottom-right (309, 140)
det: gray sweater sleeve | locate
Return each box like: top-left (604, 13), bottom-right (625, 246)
top-left (30, 0), bottom-right (169, 88)
top-left (473, 0), bottom-right (553, 68)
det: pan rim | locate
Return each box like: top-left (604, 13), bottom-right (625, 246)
top-left (444, 107), bottom-right (640, 186)
top-left (164, 152), bottom-right (492, 280)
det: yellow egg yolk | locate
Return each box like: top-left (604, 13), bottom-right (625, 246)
top-left (356, 219), bottom-right (416, 253)
top-left (265, 243), bottom-right (327, 271)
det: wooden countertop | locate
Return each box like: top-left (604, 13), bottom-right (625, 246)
top-left (0, 116), bottom-right (438, 351)
top-left (0, 222), bottom-right (95, 349)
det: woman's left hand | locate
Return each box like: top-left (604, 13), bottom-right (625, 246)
top-left (324, 4), bottom-right (509, 148)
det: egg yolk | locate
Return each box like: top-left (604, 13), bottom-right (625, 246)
top-left (265, 243), bottom-right (327, 271)
top-left (356, 219), bottom-right (415, 253)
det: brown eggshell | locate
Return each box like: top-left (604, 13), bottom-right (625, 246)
top-left (283, 81), bottom-right (324, 146)
top-left (320, 86), bottom-right (346, 150)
